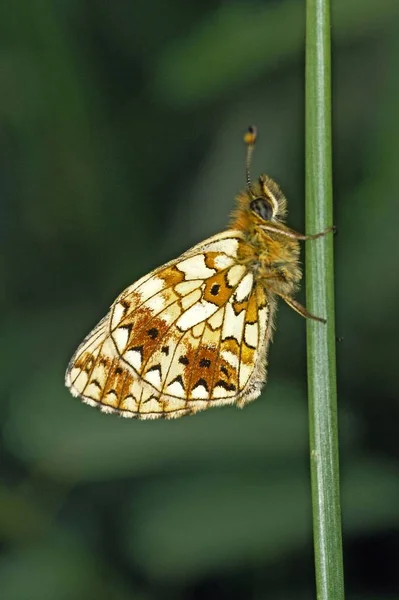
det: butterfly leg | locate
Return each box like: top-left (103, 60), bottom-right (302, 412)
top-left (279, 294), bottom-right (326, 324)
top-left (291, 225), bottom-right (336, 241)
top-left (260, 224), bottom-right (335, 241)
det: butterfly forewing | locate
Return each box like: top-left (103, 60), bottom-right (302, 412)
top-left (65, 232), bottom-right (273, 419)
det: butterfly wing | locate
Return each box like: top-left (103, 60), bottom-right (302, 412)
top-left (66, 231), bottom-right (274, 419)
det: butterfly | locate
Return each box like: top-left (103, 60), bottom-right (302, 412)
top-left (65, 127), bottom-right (333, 419)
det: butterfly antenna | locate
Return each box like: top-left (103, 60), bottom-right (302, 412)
top-left (244, 126), bottom-right (257, 197)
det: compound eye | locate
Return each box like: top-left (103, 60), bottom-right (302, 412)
top-left (250, 197), bottom-right (273, 221)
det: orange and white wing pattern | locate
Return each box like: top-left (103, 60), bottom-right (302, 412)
top-left (65, 231), bottom-right (274, 419)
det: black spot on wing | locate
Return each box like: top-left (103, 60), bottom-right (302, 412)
top-left (147, 327), bottom-right (159, 339)
top-left (215, 380), bottom-right (236, 392)
top-left (193, 378), bottom-right (209, 391)
top-left (200, 358), bottom-right (211, 368)
top-left (119, 323), bottom-right (133, 336)
top-left (147, 365), bottom-right (162, 375)
top-left (170, 375), bottom-right (185, 389)
top-left (129, 345), bottom-right (144, 357)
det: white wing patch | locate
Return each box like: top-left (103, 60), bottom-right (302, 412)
top-left (176, 255), bottom-right (215, 279)
top-left (235, 272), bottom-right (253, 301)
top-left (176, 299), bottom-right (218, 331)
top-left (222, 302), bottom-right (245, 342)
top-left (226, 264), bottom-right (246, 287)
top-left (135, 276), bottom-right (165, 302)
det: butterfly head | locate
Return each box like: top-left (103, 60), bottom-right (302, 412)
top-left (247, 174), bottom-right (287, 222)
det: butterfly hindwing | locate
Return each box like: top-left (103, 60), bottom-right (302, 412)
top-left (65, 232), bottom-right (273, 419)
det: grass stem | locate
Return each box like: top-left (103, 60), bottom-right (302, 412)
top-left (305, 0), bottom-right (345, 598)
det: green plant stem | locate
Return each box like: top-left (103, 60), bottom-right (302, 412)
top-left (305, 0), bottom-right (345, 599)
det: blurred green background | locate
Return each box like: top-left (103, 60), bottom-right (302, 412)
top-left (2, 1), bottom-right (399, 599)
